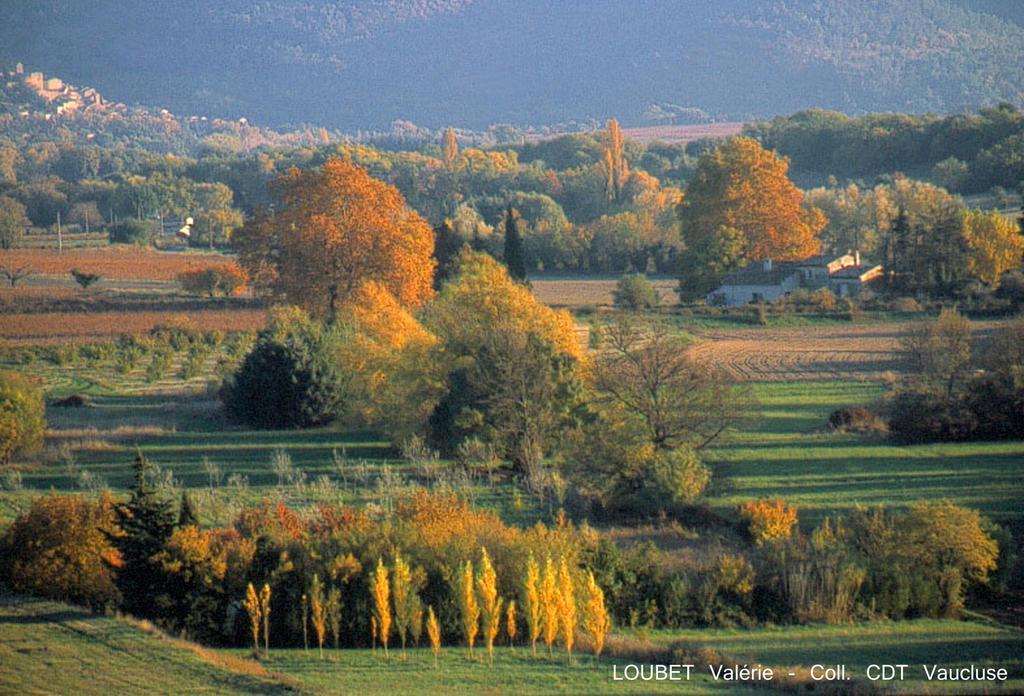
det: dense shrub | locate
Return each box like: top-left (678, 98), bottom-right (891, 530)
top-left (849, 503), bottom-right (998, 618)
top-left (756, 520), bottom-right (865, 624)
top-left (178, 264), bottom-right (247, 297)
top-left (827, 406), bottom-right (886, 434)
top-left (613, 273), bottom-right (660, 310)
top-left (890, 297), bottom-right (922, 313)
top-left (0, 371), bottom-right (45, 464)
top-left (221, 309), bottom-right (349, 428)
top-left (739, 499), bottom-right (798, 545)
top-left (108, 219), bottom-right (157, 245)
top-left (0, 493), bottom-right (121, 609)
top-left (963, 372), bottom-right (1024, 440)
top-left (887, 390), bottom-right (978, 443)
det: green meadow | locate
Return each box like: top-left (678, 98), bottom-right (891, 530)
top-left (645, 619), bottom-right (1024, 694)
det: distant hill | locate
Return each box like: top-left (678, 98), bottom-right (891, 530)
top-left (2, 1), bottom-right (1023, 131)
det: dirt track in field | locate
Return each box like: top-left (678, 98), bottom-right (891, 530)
top-left (685, 322), bottom-right (1000, 382)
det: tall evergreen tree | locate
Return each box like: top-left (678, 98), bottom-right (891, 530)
top-left (178, 491), bottom-right (199, 527)
top-left (107, 451), bottom-right (177, 617)
top-left (503, 205), bottom-right (528, 282)
top-left (432, 220), bottom-right (465, 290)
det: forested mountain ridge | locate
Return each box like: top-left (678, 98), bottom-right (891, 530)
top-left (1, 0), bottom-right (1023, 131)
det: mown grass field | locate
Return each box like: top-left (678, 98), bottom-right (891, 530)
top-left (0, 592), bottom-right (758, 696)
top-left (703, 381), bottom-right (1024, 528)
top-left (0, 593), bottom-right (299, 695)
top-left (214, 647), bottom-right (763, 695)
top-left (644, 619), bottom-right (1024, 694)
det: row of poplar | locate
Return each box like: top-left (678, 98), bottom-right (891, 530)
top-left (242, 547), bottom-right (612, 664)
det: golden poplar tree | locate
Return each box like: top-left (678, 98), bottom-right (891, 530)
top-left (457, 559), bottom-right (480, 658)
top-left (309, 574), bottom-right (327, 659)
top-left (522, 554), bottom-right (542, 655)
top-left (426, 605), bottom-right (442, 668)
top-left (582, 571), bottom-right (611, 659)
top-left (506, 600), bottom-right (517, 647)
top-left (557, 557), bottom-right (577, 664)
top-left (301, 592), bottom-right (310, 650)
top-left (540, 556), bottom-right (559, 655)
top-left (326, 586), bottom-right (342, 648)
top-left (603, 119), bottom-right (629, 200)
top-left (442, 127), bottom-right (459, 165)
top-left (259, 583), bottom-right (272, 655)
top-left (476, 547), bottom-right (503, 664)
top-left (243, 583), bottom-right (261, 656)
top-left (233, 157), bottom-right (436, 321)
top-left (391, 553), bottom-right (415, 654)
top-left (371, 558), bottom-right (392, 656)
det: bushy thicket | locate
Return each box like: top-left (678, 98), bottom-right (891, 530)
top-left (178, 264), bottom-right (247, 297)
top-left (0, 370), bottom-right (45, 465)
top-left (108, 219), bottom-right (157, 245)
top-left (889, 312), bottom-right (1024, 443)
top-left (613, 274), bottom-right (660, 310)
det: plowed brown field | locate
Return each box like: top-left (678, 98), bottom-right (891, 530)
top-left (686, 322), bottom-right (1000, 381)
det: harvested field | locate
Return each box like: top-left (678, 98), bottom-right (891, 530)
top-left (686, 322), bottom-right (1000, 382)
top-left (620, 122), bottom-right (745, 144)
top-left (0, 247), bottom-right (235, 281)
top-left (530, 276), bottom-right (677, 307)
top-left (0, 309), bottom-right (267, 344)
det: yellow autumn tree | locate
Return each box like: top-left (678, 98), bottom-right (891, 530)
top-left (522, 553), bottom-right (542, 655)
top-left (309, 574), bottom-right (327, 659)
top-left (679, 137), bottom-right (824, 264)
top-left (422, 249), bottom-right (583, 363)
top-left (234, 156), bottom-right (435, 321)
top-left (243, 583), bottom-right (261, 656)
top-left (427, 605), bottom-right (442, 667)
top-left (582, 571), bottom-right (611, 659)
top-left (371, 558), bottom-right (392, 656)
top-left (540, 556), bottom-right (559, 655)
top-left (602, 119), bottom-right (629, 200)
top-left (557, 557), bottom-right (577, 664)
top-left (442, 127), bottom-right (459, 166)
top-left (739, 499), bottom-right (799, 545)
top-left (476, 547), bottom-right (503, 664)
top-left (962, 208), bottom-right (1024, 288)
top-left (326, 586), bottom-right (342, 648)
top-left (336, 281), bottom-right (443, 438)
top-left (456, 559), bottom-right (480, 658)
top-left (391, 553), bottom-right (417, 654)
top-left (506, 600), bottom-right (517, 648)
top-left (259, 583), bottom-right (272, 655)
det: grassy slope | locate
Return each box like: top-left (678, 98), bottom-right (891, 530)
top-left (644, 619), bottom-right (1024, 694)
top-left (0, 592), bottom-right (760, 695)
top-left (703, 381), bottom-right (1024, 528)
top-left (218, 647), bottom-right (763, 695)
top-left (0, 593), bottom-right (300, 695)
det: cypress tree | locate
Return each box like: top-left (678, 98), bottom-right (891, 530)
top-left (503, 205), bottom-right (527, 282)
top-left (108, 451), bottom-right (177, 617)
top-left (178, 491), bottom-right (200, 527)
top-left (432, 220), bottom-right (465, 290)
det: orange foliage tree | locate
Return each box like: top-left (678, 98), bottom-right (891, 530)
top-left (0, 492), bottom-right (121, 608)
top-left (234, 157), bottom-right (435, 320)
top-left (739, 499), bottom-right (799, 545)
top-left (679, 137), bottom-right (825, 264)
